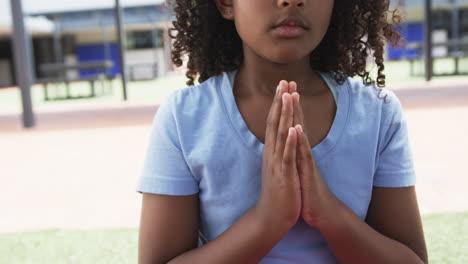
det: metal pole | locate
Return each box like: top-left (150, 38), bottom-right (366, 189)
top-left (424, 0), bottom-right (433, 81)
top-left (114, 0), bottom-right (128, 101)
top-left (451, 0), bottom-right (460, 51)
top-left (151, 12), bottom-right (159, 78)
top-left (53, 15), bottom-right (66, 98)
top-left (53, 15), bottom-right (63, 65)
top-left (10, 0), bottom-right (35, 128)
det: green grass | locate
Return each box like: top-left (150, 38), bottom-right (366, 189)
top-left (1, 58), bottom-right (467, 113)
top-left (423, 212), bottom-right (468, 264)
top-left (0, 212), bottom-right (466, 264)
top-left (0, 74), bottom-right (188, 112)
top-left (0, 229), bottom-right (138, 264)
top-left (384, 57), bottom-right (468, 84)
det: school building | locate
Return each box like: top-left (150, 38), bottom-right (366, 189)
top-left (0, 0), bottom-right (467, 88)
top-left (0, 2), bottom-right (173, 88)
top-left (388, 0), bottom-right (468, 59)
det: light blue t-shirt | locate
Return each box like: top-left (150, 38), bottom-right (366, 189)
top-left (137, 69), bottom-right (416, 263)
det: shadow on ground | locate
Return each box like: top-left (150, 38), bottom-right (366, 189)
top-left (395, 83), bottom-right (468, 109)
top-left (0, 104), bottom-right (159, 133)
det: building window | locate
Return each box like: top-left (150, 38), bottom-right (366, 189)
top-left (126, 30), bottom-right (164, 50)
top-left (461, 9), bottom-right (468, 38)
top-left (431, 10), bottom-right (451, 31)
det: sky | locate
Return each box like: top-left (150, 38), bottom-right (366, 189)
top-left (0, 0), bottom-right (164, 20)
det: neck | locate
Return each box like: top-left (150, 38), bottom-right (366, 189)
top-left (234, 45), bottom-right (322, 98)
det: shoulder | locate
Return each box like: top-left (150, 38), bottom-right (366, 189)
top-left (164, 72), bottom-right (225, 113)
top-left (154, 72), bottom-right (227, 138)
top-left (343, 76), bottom-right (404, 124)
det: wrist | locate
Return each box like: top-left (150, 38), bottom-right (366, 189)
top-left (304, 193), bottom-right (346, 230)
top-left (251, 205), bottom-right (292, 238)
top-left (314, 197), bottom-right (347, 231)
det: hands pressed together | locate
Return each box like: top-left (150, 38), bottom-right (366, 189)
top-left (256, 80), bottom-right (341, 233)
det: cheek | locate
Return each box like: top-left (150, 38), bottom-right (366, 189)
top-left (312, 1), bottom-right (334, 35)
top-left (233, 9), bottom-right (270, 53)
top-left (232, 4), bottom-right (266, 40)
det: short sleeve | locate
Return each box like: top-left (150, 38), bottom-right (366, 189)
top-left (136, 92), bottom-right (199, 195)
top-left (373, 93), bottom-right (416, 187)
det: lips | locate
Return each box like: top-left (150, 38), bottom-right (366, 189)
top-left (272, 16), bottom-right (308, 38)
top-left (274, 16), bottom-right (308, 29)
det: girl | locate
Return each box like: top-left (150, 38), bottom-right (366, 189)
top-left (137, 0), bottom-right (428, 263)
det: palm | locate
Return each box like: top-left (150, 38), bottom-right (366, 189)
top-left (287, 81), bottom-right (336, 227)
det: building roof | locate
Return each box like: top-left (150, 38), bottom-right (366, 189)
top-left (0, 0), bottom-right (169, 35)
top-left (0, 0), bottom-right (165, 19)
top-left (0, 16), bottom-right (54, 36)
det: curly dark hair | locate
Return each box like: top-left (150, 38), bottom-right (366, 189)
top-left (168, 0), bottom-right (404, 88)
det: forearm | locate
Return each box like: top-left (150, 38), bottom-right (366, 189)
top-left (317, 200), bottom-right (425, 264)
top-left (168, 206), bottom-right (286, 264)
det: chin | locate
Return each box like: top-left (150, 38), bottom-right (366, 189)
top-left (266, 50), bottom-right (311, 65)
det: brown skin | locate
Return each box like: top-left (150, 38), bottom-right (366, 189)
top-left (138, 0), bottom-right (428, 263)
top-left (234, 75), bottom-right (335, 149)
top-left (138, 193), bottom-right (199, 264)
top-left (140, 80), bottom-right (302, 264)
top-left (226, 0), bottom-right (337, 160)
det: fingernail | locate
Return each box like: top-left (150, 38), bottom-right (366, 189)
top-left (289, 127), bottom-right (294, 136)
top-left (290, 82), bottom-right (297, 92)
top-left (293, 93), bottom-right (300, 103)
top-left (278, 81), bottom-right (286, 92)
top-left (296, 125), bottom-right (303, 133)
top-left (282, 93), bottom-right (287, 104)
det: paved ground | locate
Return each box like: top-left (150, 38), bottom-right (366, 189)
top-left (0, 79), bottom-right (467, 233)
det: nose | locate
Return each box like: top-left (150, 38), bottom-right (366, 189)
top-left (278, 0), bottom-right (304, 8)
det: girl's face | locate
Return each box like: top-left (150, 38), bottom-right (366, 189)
top-left (217, 0), bottom-right (334, 64)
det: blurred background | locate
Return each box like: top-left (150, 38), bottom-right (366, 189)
top-left (0, 0), bottom-right (467, 263)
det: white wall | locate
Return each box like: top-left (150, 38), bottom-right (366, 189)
top-left (125, 48), bottom-right (167, 80)
top-left (64, 55), bottom-right (79, 80)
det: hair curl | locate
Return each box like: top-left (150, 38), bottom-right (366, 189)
top-left (168, 0), bottom-right (404, 88)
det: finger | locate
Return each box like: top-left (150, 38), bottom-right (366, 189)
top-left (265, 80), bottom-right (288, 151)
top-left (275, 92), bottom-right (294, 155)
top-left (295, 125), bottom-right (313, 202)
top-left (295, 125), bottom-right (314, 171)
top-left (289, 81), bottom-right (297, 94)
top-left (295, 92), bottom-right (308, 135)
top-left (289, 81), bottom-right (305, 133)
top-left (282, 127), bottom-right (297, 174)
top-left (292, 92), bottom-right (301, 127)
